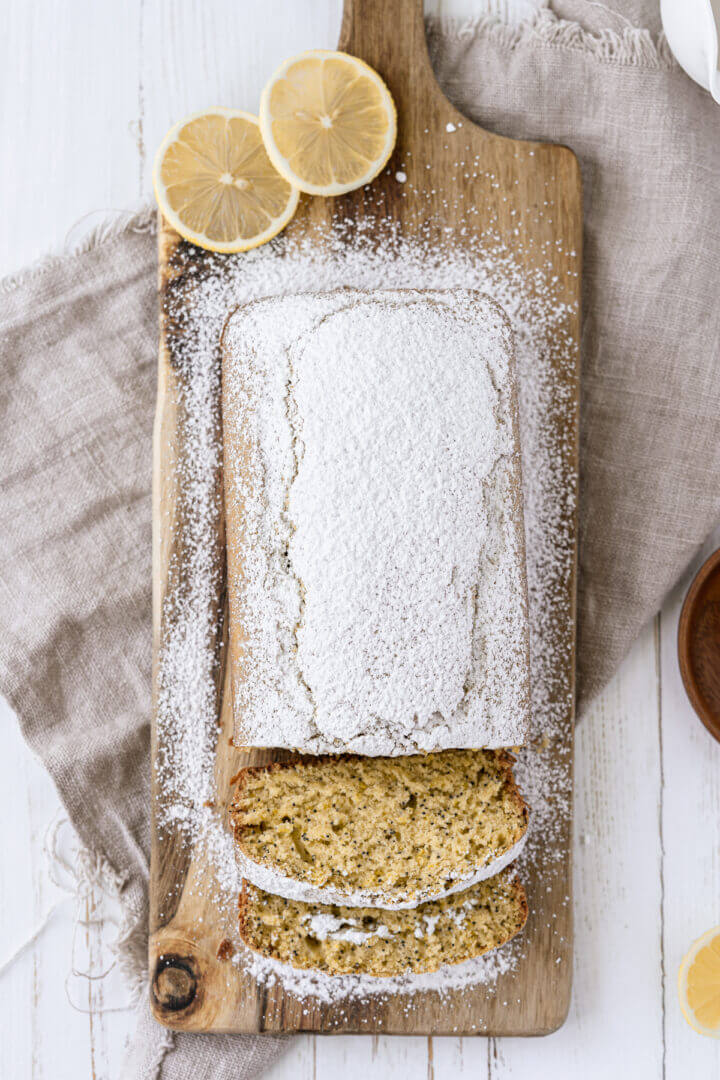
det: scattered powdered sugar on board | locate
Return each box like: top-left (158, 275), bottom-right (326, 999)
top-left (155, 216), bottom-right (577, 1004)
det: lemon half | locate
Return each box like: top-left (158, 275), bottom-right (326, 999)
top-left (259, 50), bottom-right (397, 196)
top-left (153, 109), bottom-right (299, 253)
top-left (678, 926), bottom-right (720, 1038)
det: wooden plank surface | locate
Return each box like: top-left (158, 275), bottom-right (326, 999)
top-left (150, 0), bottom-right (581, 1036)
top-left (5, 0), bottom-right (720, 1076)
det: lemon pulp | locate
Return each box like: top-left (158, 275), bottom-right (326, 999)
top-left (260, 51), bottom-right (396, 196)
top-left (153, 109), bottom-right (299, 253)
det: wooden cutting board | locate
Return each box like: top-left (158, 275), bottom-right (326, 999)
top-left (151, 0), bottom-right (581, 1036)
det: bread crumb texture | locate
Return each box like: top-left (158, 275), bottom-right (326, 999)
top-left (238, 870), bottom-right (528, 976)
top-left (230, 749), bottom-right (529, 907)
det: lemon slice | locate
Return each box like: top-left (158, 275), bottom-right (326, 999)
top-left (259, 50), bottom-right (397, 196)
top-left (678, 926), bottom-right (720, 1038)
top-left (153, 109), bottom-right (300, 253)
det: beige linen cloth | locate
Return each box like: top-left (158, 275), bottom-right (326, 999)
top-left (1, 4), bottom-right (719, 1078)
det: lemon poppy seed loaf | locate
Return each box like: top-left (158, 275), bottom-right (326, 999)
top-left (229, 749), bottom-right (529, 909)
top-left (238, 870), bottom-right (528, 977)
top-left (221, 288), bottom-right (531, 755)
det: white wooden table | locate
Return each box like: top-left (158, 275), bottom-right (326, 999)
top-left (2, 1), bottom-right (719, 1076)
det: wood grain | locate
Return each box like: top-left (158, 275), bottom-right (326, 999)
top-left (150, 0), bottom-right (581, 1036)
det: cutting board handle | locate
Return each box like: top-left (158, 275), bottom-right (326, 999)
top-left (338, 0), bottom-right (436, 92)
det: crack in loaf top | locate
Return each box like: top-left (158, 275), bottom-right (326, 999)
top-left (221, 288), bottom-right (531, 754)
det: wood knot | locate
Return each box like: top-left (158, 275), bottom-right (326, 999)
top-left (216, 937), bottom-right (236, 961)
top-left (152, 953), bottom-right (199, 1014)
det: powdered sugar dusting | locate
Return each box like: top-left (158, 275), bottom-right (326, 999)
top-left (155, 216), bottom-right (577, 1005)
top-left (222, 289), bottom-right (530, 754)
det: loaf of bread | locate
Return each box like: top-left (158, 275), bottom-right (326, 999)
top-left (229, 749), bottom-right (529, 908)
top-left (221, 288), bottom-right (530, 754)
top-left (238, 870), bottom-right (528, 977)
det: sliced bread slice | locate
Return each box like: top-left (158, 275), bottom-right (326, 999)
top-left (238, 870), bottom-right (528, 977)
top-left (229, 749), bottom-right (529, 909)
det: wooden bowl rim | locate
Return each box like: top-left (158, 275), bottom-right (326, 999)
top-left (677, 546), bottom-right (720, 744)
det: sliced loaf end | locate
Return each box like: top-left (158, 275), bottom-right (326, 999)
top-left (238, 870), bottom-right (528, 977)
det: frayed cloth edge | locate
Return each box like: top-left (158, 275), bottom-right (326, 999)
top-left (0, 205), bottom-right (157, 296)
top-left (426, 8), bottom-right (676, 69)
